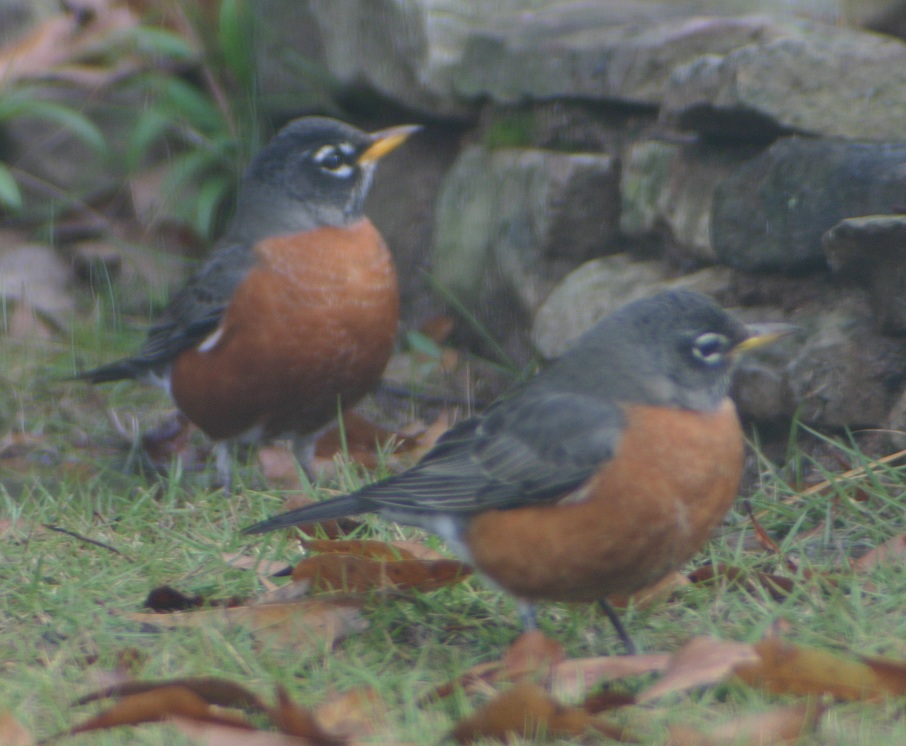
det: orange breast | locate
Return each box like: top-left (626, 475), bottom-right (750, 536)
top-left (170, 219), bottom-right (399, 441)
top-left (464, 400), bottom-right (744, 601)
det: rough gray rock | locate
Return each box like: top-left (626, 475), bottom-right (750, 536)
top-left (455, 11), bottom-right (790, 108)
top-left (712, 138), bottom-right (906, 272)
top-left (303, 0), bottom-right (530, 118)
top-left (365, 125), bottom-right (463, 327)
top-left (823, 215), bottom-right (906, 334)
top-left (531, 257), bottom-right (735, 358)
top-left (620, 140), bottom-right (759, 262)
top-left (254, 1), bottom-right (888, 118)
top-left (432, 144), bottom-right (619, 357)
top-left (662, 25), bottom-right (906, 141)
top-left (784, 295), bottom-right (906, 427)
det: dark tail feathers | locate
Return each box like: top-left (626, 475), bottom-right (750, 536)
top-left (241, 494), bottom-right (370, 535)
top-left (69, 359), bottom-right (141, 384)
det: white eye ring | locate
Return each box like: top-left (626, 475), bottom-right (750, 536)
top-left (692, 332), bottom-right (728, 365)
top-left (313, 144), bottom-right (354, 177)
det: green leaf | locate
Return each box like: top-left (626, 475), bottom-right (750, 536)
top-left (0, 163), bottom-right (22, 211)
top-left (194, 175), bottom-right (232, 238)
top-left (156, 77), bottom-right (224, 133)
top-left (218, 0), bottom-right (255, 89)
top-left (125, 25), bottom-right (198, 62)
top-left (2, 98), bottom-right (107, 152)
top-left (406, 330), bottom-right (443, 359)
top-left (126, 110), bottom-right (171, 170)
top-left (162, 148), bottom-right (216, 197)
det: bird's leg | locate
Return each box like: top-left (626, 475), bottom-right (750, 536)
top-left (290, 432), bottom-right (319, 484)
top-left (597, 598), bottom-right (636, 655)
top-left (517, 600), bottom-right (539, 631)
top-left (214, 441), bottom-right (233, 495)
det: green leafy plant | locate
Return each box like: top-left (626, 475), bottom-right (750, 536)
top-left (119, 0), bottom-right (263, 239)
top-left (0, 85), bottom-right (106, 211)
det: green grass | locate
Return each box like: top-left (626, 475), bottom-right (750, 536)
top-left (2, 316), bottom-right (906, 744)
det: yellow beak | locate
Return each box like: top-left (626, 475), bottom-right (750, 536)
top-left (358, 124), bottom-right (422, 166)
top-left (735, 323), bottom-right (798, 353)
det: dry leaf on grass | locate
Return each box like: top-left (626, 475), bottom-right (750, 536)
top-left (172, 719), bottom-right (314, 746)
top-left (140, 413), bottom-right (205, 473)
top-left (68, 686), bottom-right (253, 737)
top-left (851, 533), bottom-right (906, 573)
top-left (687, 564), bottom-right (795, 601)
top-left (313, 687), bottom-right (385, 742)
top-left (423, 632), bottom-right (564, 703)
top-left (270, 686), bottom-right (343, 745)
top-left (551, 654), bottom-right (670, 702)
top-left (0, 711), bottom-right (32, 746)
top-left (501, 631), bottom-right (566, 685)
top-left (65, 678), bottom-right (372, 746)
top-left (734, 638), bottom-right (906, 701)
top-left (637, 637), bottom-right (759, 703)
top-left (258, 446), bottom-right (306, 489)
top-left (222, 552), bottom-right (293, 579)
top-left (74, 677), bottom-right (267, 714)
top-left (291, 548), bottom-right (470, 594)
top-left (313, 411), bottom-right (411, 472)
top-left (607, 571), bottom-right (690, 611)
top-left (127, 599), bottom-right (367, 654)
top-left (449, 683), bottom-right (632, 744)
top-left (665, 702), bottom-right (823, 746)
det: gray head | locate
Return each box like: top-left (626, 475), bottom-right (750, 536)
top-left (227, 116), bottom-right (419, 242)
top-left (548, 289), bottom-right (773, 411)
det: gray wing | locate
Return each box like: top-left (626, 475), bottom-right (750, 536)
top-left (80, 240), bottom-right (256, 381)
top-left (356, 390), bottom-right (626, 515)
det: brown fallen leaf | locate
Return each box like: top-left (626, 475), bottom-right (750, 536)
top-left (0, 711), bottom-right (32, 746)
top-left (291, 552), bottom-right (470, 593)
top-left (552, 653), bottom-right (670, 701)
top-left (270, 686), bottom-right (343, 745)
top-left (449, 683), bottom-right (632, 744)
top-left (314, 411), bottom-right (408, 471)
top-left (222, 552), bottom-right (293, 579)
top-left (422, 632), bottom-right (565, 704)
top-left (852, 533), bottom-right (906, 573)
top-left (501, 630), bottom-right (565, 685)
top-left (74, 677), bottom-right (267, 714)
top-left (637, 637), bottom-right (759, 703)
top-left (258, 445), bottom-right (305, 489)
top-left (608, 571), bottom-right (690, 611)
top-left (303, 539), bottom-right (419, 561)
top-left (418, 315), bottom-right (455, 344)
top-left (665, 702), bottom-right (823, 746)
top-left (172, 717), bottom-right (313, 745)
top-left (734, 638), bottom-right (906, 701)
top-left (126, 599), bottom-right (367, 654)
top-left (140, 412), bottom-right (204, 473)
top-left (68, 686), bottom-right (253, 737)
top-left (688, 564), bottom-right (794, 602)
top-left (313, 687), bottom-right (385, 742)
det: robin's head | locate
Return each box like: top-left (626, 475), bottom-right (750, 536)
top-left (231, 117), bottom-right (419, 238)
top-left (557, 289), bottom-right (792, 411)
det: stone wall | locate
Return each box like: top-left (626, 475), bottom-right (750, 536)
top-left (261, 1), bottom-right (906, 453)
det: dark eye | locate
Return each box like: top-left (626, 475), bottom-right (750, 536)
top-left (313, 144), bottom-right (353, 175)
top-left (320, 149), bottom-right (343, 170)
top-left (691, 332), bottom-right (729, 365)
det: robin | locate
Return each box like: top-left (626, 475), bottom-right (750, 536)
top-left (243, 289), bottom-right (793, 651)
top-left (77, 117), bottom-right (420, 489)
